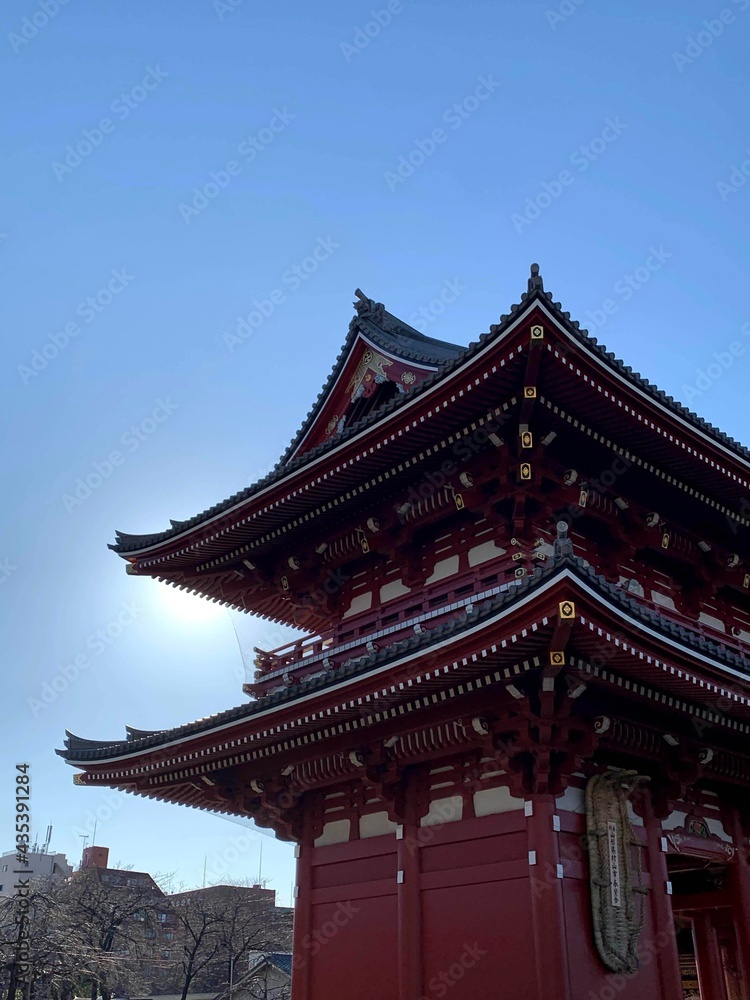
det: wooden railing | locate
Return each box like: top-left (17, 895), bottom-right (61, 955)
top-left (248, 567), bottom-right (750, 687)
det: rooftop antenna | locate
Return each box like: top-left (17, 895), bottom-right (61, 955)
top-left (257, 843), bottom-right (263, 885)
top-left (92, 819), bottom-right (97, 845)
top-left (228, 611), bottom-right (250, 685)
top-left (42, 824), bottom-right (52, 855)
top-left (79, 834), bottom-right (89, 863)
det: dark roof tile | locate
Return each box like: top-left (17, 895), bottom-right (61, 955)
top-left (58, 552), bottom-right (749, 764)
top-left (110, 265), bottom-right (750, 556)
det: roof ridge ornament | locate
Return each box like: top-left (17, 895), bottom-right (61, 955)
top-left (528, 262), bottom-right (544, 293)
top-left (353, 288), bottom-right (385, 324)
top-left (554, 520), bottom-right (573, 559)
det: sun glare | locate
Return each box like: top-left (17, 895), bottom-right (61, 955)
top-left (154, 581), bottom-right (229, 625)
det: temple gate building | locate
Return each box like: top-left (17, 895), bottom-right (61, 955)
top-left (60, 266), bottom-right (750, 1000)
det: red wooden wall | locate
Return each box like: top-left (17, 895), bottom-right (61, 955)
top-left (293, 803), bottom-right (677, 999)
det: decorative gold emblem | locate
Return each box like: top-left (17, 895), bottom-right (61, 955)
top-left (325, 416), bottom-right (339, 436)
top-left (401, 371), bottom-right (416, 385)
top-left (579, 489), bottom-right (588, 508)
top-left (559, 600), bottom-right (576, 620)
top-left (514, 567), bottom-right (525, 578)
top-left (346, 348), bottom-right (393, 398)
top-left (686, 816), bottom-right (710, 839)
top-left (530, 324), bottom-right (544, 340)
top-left (661, 533), bottom-right (670, 550)
top-left (454, 493), bottom-right (464, 510)
top-left (520, 431), bottom-right (533, 449)
top-left (520, 463), bottom-right (532, 481)
top-left (73, 773), bottom-right (86, 785)
top-left (280, 576), bottom-right (290, 591)
top-left (524, 386), bottom-right (537, 398)
top-left (550, 651), bottom-right (565, 667)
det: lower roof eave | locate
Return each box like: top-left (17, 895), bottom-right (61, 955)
top-left (59, 561), bottom-right (750, 775)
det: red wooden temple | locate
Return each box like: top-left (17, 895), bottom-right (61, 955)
top-left (60, 266), bottom-right (750, 999)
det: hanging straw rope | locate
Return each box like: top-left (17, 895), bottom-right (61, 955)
top-left (586, 770), bottom-right (650, 974)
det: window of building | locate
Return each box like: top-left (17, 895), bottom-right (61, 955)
top-left (1, 865), bottom-right (8, 873)
top-left (158, 912), bottom-right (167, 923)
top-left (164, 932), bottom-right (174, 941)
top-left (161, 950), bottom-right (171, 960)
top-left (145, 931), bottom-right (156, 939)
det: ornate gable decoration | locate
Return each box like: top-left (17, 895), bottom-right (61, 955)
top-left (288, 288), bottom-right (458, 460)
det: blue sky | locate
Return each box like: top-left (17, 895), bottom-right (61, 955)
top-left (1, 0), bottom-right (749, 905)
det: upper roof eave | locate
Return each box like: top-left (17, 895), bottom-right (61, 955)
top-left (110, 265), bottom-right (750, 560)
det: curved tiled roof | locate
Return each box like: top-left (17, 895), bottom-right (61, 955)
top-left (246, 952), bottom-right (293, 977)
top-left (57, 549), bottom-right (750, 765)
top-left (278, 288), bottom-right (464, 465)
top-left (111, 265), bottom-right (750, 556)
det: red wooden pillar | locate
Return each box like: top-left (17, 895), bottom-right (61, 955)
top-left (641, 793), bottom-right (684, 1000)
top-left (693, 913), bottom-right (729, 1000)
top-left (728, 808), bottom-right (750, 991)
top-left (291, 822), bottom-right (314, 1000)
top-left (526, 794), bottom-right (571, 1000)
top-left (718, 930), bottom-right (746, 1000)
top-left (396, 781), bottom-right (423, 1000)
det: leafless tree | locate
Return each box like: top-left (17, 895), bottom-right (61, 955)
top-left (170, 882), bottom-right (290, 1000)
top-left (169, 890), bottom-right (226, 1000)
